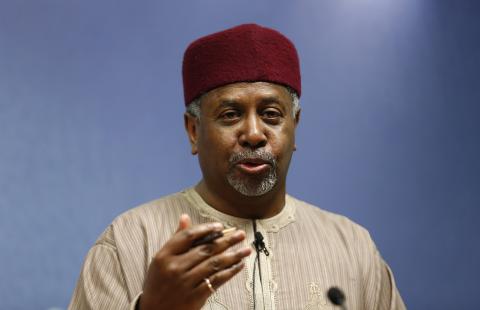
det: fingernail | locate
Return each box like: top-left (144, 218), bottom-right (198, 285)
top-left (234, 262), bottom-right (245, 270)
top-left (233, 230), bottom-right (245, 238)
top-left (212, 222), bottom-right (223, 230)
top-left (238, 247), bottom-right (251, 256)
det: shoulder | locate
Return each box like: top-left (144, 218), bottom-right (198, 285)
top-left (286, 195), bottom-right (405, 308)
top-left (287, 194), bottom-right (374, 248)
top-left (114, 190), bottom-right (188, 224)
top-left (95, 190), bottom-right (192, 248)
top-left (90, 190), bottom-right (195, 290)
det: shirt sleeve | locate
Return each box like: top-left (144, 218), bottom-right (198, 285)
top-left (375, 261), bottom-right (406, 310)
top-left (68, 241), bottom-right (140, 310)
top-left (361, 232), bottom-right (406, 310)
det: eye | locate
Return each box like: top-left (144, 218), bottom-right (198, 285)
top-left (262, 109), bottom-right (282, 120)
top-left (219, 110), bottom-right (241, 121)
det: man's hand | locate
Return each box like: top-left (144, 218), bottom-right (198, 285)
top-left (139, 214), bottom-right (251, 310)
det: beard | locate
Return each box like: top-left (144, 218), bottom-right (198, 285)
top-left (227, 149), bottom-right (278, 197)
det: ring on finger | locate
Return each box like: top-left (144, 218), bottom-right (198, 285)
top-left (204, 277), bottom-right (215, 294)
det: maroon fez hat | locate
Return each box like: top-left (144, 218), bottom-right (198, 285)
top-left (182, 23), bottom-right (301, 105)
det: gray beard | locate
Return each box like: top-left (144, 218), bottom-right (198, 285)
top-left (226, 150), bottom-right (278, 197)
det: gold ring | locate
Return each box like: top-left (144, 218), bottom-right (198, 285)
top-left (204, 278), bottom-right (215, 293)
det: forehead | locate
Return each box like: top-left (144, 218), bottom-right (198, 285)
top-left (201, 82), bottom-right (291, 107)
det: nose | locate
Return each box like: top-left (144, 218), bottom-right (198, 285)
top-left (238, 114), bottom-right (267, 149)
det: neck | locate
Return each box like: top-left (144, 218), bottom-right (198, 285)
top-left (195, 179), bottom-right (286, 219)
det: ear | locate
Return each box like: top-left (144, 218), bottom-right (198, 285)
top-left (294, 108), bottom-right (301, 128)
top-left (184, 113), bottom-right (199, 155)
top-left (293, 108), bottom-right (301, 151)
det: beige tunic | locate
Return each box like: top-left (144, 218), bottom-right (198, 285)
top-left (69, 188), bottom-right (406, 310)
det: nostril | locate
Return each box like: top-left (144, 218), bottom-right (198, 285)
top-left (238, 127), bottom-right (267, 148)
top-left (240, 139), bottom-right (267, 149)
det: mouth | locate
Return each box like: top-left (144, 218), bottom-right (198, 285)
top-left (235, 158), bottom-right (271, 174)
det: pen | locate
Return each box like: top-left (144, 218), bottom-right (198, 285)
top-left (192, 227), bottom-right (237, 247)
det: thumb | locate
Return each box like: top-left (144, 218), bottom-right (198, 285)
top-left (176, 214), bottom-right (192, 232)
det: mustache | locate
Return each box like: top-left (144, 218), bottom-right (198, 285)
top-left (229, 150), bottom-right (277, 167)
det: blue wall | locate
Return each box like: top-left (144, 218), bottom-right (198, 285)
top-left (1, 1), bottom-right (479, 309)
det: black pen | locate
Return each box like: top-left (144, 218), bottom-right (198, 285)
top-left (192, 227), bottom-right (237, 247)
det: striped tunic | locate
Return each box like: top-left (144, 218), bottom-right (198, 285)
top-left (68, 188), bottom-right (406, 310)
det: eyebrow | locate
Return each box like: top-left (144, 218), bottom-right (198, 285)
top-left (212, 96), bottom-right (287, 114)
top-left (259, 97), bottom-right (289, 115)
top-left (259, 96), bottom-right (285, 107)
top-left (212, 100), bottom-right (240, 114)
top-left (212, 99), bottom-right (239, 114)
top-left (218, 99), bottom-right (239, 107)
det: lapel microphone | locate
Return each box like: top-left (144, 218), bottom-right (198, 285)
top-left (327, 287), bottom-right (347, 310)
top-left (253, 231), bottom-right (269, 256)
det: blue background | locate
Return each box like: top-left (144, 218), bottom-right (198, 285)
top-left (1, 1), bottom-right (479, 309)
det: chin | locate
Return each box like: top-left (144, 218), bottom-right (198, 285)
top-left (227, 173), bottom-right (278, 197)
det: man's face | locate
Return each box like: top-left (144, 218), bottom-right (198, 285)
top-left (185, 82), bottom-right (299, 197)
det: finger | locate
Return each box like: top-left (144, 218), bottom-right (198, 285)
top-left (194, 262), bottom-right (246, 298)
top-left (175, 214), bottom-right (192, 233)
top-left (186, 246), bottom-right (251, 286)
top-left (176, 230), bottom-right (246, 271)
top-left (162, 222), bottom-right (224, 255)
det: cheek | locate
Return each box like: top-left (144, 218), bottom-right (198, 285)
top-left (269, 128), bottom-right (295, 157)
top-left (199, 126), bottom-right (236, 157)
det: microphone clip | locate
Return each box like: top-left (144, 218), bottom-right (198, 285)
top-left (253, 231), bottom-right (270, 256)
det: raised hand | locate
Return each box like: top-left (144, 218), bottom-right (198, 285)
top-left (139, 214), bottom-right (251, 310)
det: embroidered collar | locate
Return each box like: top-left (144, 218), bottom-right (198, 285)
top-left (182, 187), bottom-right (296, 233)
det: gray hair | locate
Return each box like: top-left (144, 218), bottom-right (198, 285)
top-left (186, 86), bottom-right (300, 120)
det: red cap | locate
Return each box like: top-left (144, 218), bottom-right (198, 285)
top-left (182, 23), bottom-right (301, 105)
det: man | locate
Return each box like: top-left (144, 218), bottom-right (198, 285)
top-left (69, 24), bottom-right (405, 310)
